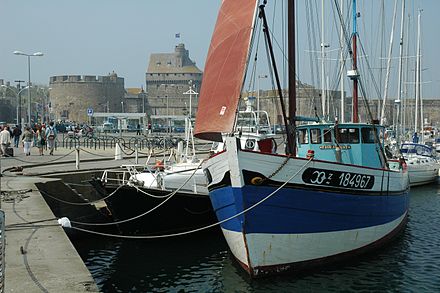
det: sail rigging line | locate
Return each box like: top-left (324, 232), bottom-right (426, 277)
top-left (259, 3), bottom-right (295, 154)
top-left (305, 0), bottom-right (321, 117)
top-left (380, 0), bottom-right (399, 125)
top-left (244, 20), bottom-right (263, 97)
top-left (65, 157), bottom-right (314, 239)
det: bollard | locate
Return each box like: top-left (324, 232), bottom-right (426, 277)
top-left (75, 146), bottom-right (80, 170)
top-left (135, 144), bottom-right (139, 164)
top-left (115, 142), bottom-right (123, 160)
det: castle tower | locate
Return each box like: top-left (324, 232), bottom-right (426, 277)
top-left (49, 72), bottom-right (125, 123)
top-left (145, 43), bottom-right (203, 116)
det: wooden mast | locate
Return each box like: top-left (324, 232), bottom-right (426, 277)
top-left (288, 0), bottom-right (297, 155)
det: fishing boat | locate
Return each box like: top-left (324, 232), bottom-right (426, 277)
top-left (194, 0), bottom-right (409, 277)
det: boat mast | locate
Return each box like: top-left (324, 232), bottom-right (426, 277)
top-left (351, 0), bottom-right (359, 123)
top-left (339, 0), bottom-right (345, 123)
top-left (288, 0), bottom-right (296, 155)
top-left (396, 0), bottom-right (405, 146)
top-left (321, 0), bottom-right (327, 118)
top-left (415, 9), bottom-right (421, 137)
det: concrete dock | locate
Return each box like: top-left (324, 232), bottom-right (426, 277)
top-left (0, 145), bottom-right (151, 292)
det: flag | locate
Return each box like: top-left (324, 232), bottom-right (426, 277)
top-left (175, 33), bottom-right (180, 38)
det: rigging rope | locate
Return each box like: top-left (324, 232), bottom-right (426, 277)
top-left (69, 159), bottom-right (205, 227)
top-left (66, 156), bottom-right (313, 239)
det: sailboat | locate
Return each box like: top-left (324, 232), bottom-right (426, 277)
top-left (194, 0), bottom-right (409, 277)
top-left (400, 9), bottom-right (439, 187)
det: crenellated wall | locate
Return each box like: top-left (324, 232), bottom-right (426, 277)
top-left (49, 72), bottom-right (125, 123)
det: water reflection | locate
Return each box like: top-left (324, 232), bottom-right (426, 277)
top-left (73, 182), bottom-right (440, 292)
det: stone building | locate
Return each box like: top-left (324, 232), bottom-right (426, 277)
top-left (0, 79), bottom-right (15, 123)
top-left (145, 43), bottom-right (202, 117)
top-left (250, 82), bottom-right (343, 125)
top-left (49, 72), bottom-right (125, 123)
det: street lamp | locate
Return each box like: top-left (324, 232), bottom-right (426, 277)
top-left (13, 50), bottom-right (44, 126)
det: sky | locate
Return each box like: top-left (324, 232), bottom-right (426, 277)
top-left (1, 0), bottom-right (439, 98)
top-left (1, 0), bottom-right (221, 89)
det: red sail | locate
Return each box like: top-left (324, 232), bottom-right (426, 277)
top-left (194, 0), bottom-right (258, 141)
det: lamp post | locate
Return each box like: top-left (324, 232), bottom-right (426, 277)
top-left (13, 50), bottom-right (44, 126)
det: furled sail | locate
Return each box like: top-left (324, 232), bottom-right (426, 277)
top-left (194, 0), bottom-right (258, 141)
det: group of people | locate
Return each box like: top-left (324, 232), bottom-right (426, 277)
top-left (0, 122), bottom-right (58, 157)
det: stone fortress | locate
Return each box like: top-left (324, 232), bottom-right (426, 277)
top-left (49, 72), bottom-right (125, 123)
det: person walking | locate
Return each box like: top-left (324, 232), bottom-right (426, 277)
top-left (22, 126), bottom-right (34, 156)
top-left (12, 125), bottom-right (22, 148)
top-left (0, 125), bottom-right (12, 156)
top-left (36, 125), bottom-right (46, 156)
top-left (45, 121), bottom-right (57, 155)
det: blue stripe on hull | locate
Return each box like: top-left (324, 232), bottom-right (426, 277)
top-left (209, 185), bottom-right (409, 234)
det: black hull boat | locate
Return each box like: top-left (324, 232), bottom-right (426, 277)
top-left (90, 180), bottom-right (218, 236)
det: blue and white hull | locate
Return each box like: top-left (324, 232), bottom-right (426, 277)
top-left (204, 137), bottom-right (410, 277)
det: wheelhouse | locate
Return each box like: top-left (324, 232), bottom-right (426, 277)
top-left (297, 123), bottom-right (385, 168)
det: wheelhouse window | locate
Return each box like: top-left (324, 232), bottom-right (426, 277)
top-left (310, 128), bottom-right (322, 144)
top-left (361, 127), bottom-right (377, 143)
top-left (338, 128), bottom-right (360, 144)
top-left (298, 129), bottom-right (309, 144)
top-left (323, 128), bottom-right (332, 143)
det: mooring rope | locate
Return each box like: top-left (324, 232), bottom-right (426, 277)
top-left (66, 156), bottom-right (313, 238)
top-left (69, 159), bottom-right (205, 227)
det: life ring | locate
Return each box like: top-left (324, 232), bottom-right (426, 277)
top-left (245, 139), bottom-right (255, 150)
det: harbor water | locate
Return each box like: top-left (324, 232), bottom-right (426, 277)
top-left (73, 182), bottom-right (440, 292)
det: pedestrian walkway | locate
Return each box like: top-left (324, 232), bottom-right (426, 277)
top-left (0, 145), bottom-right (165, 292)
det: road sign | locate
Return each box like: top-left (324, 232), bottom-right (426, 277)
top-left (87, 108), bottom-right (94, 116)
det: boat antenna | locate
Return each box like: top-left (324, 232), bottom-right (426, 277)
top-left (258, 1), bottom-right (296, 155)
